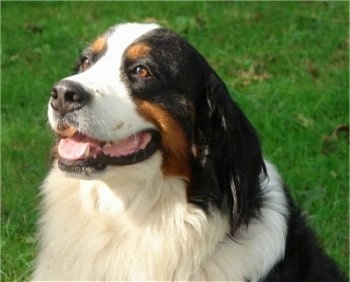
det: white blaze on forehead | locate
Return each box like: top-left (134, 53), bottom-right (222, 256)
top-left (67, 22), bottom-right (159, 88)
top-left (106, 22), bottom-right (159, 53)
top-left (49, 23), bottom-right (160, 141)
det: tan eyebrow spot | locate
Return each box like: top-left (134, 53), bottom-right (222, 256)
top-left (127, 43), bottom-right (151, 60)
top-left (91, 36), bottom-right (107, 55)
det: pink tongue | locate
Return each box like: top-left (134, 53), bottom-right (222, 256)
top-left (58, 136), bottom-right (100, 161)
top-left (103, 132), bottom-right (151, 157)
top-left (58, 132), bottom-right (152, 161)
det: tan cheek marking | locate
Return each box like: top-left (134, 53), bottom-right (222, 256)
top-left (136, 100), bottom-right (191, 180)
top-left (56, 125), bottom-right (77, 138)
top-left (51, 125), bottom-right (77, 162)
top-left (126, 43), bottom-right (151, 60)
top-left (91, 36), bottom-right (107, 55)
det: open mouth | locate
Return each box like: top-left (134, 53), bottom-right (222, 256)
top-left (57, 129), bottom-right (160, 174)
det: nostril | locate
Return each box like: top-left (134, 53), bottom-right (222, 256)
top-left (51, 88), bottom-right (58, 99)
top-left (73, 92), bottom-right (81, 102)
top-left (65, 91), bottom-right (82, 103)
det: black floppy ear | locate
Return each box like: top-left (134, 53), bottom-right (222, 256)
top-left (193, 72), bottom-right (266, 230)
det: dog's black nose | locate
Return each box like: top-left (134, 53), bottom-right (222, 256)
top-left (50, 80), bottom-right (90, 116)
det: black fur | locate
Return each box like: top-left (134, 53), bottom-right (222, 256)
top-left (124, 29), bottom-right (266, 231)
top-left (118, 27), bottom-right (346, 281)
top-left (131, 28), bottom-right (346, 281)
top-left (261, 190), bottom-right (346, 282)
top-left (199, 72), bottom-right (266, 229)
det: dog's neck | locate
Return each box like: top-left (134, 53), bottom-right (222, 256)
top-left (37, 158), bottom-right (287, 280)
top-left (38, 155), bottom-right (229, 280)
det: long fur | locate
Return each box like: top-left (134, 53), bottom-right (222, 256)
top-left (33, 157), bottom-right (288, 280)
top-left (32, 23), bottom-right (345, 281)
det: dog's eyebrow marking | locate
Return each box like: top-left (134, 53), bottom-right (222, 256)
top-left (126, 43), bottom-right (151, 60)
top-left (91, 36), bottom-right (107, 55)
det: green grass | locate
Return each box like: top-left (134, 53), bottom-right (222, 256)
top-left (1, 2), bottom-right (348, 281)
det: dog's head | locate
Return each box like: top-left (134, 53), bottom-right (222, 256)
top-left (48, 23), bottom-right (265, 227)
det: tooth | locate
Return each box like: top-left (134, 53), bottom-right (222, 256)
top-left (84, 146), bottom-right (90, 157)
top-left (104, 143), bottom-right (112, 148)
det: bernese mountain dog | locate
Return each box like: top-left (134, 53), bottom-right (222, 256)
top-left (32, 23), bottom-right (346, 281)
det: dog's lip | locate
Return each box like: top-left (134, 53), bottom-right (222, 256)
top-left (57, 129), bottom-right (161, 170)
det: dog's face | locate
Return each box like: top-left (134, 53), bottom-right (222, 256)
top-left (48, 22), bottom-right (265, 228)
top-left (49, 23), bottom-right (204, 178)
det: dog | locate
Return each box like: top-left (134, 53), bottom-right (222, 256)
top-left (32, 22), bottom-right (345, 281)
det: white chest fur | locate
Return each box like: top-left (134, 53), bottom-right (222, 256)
top-left (32, 160), bottom-right (287, 281)
top-left (32, 158), bottom-right (228, 280)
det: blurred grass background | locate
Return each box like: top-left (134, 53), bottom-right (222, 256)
top-left (1, 2), bottom-right (348, 281)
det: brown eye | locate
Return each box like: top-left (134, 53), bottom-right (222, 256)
top-left (133, 65), bottom-right (150, 78)
top-left (80, 56), bottom-right (91, 71)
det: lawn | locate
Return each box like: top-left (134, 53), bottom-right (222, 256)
top-left (1, 2), bottom-right (348, 281)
